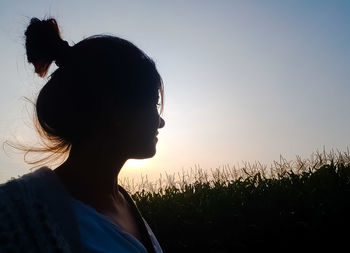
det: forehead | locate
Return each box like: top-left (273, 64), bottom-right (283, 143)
top-left (129, 86), bottom-right (160, 106)
top-left (146, 88), bottom-right (161, 104)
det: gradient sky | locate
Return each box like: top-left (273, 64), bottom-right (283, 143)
top-left (0, 0), bottom-right (349, 183)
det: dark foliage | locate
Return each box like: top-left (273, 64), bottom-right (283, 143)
top-left (133, 159), bottom-right (350, 252)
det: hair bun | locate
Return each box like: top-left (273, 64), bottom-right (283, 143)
top-left (25, 18), bottom-right (69, 77)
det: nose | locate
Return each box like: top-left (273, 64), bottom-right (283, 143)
top-left (158, 116), bottom-right (165, 128)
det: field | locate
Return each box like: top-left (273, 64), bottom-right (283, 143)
top-left (121, 149), bottom-right (350, 252)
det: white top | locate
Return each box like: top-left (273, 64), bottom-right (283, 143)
top-left (70, 196), bottom-right (163, 253)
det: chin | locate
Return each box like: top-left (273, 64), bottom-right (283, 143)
top-left (132, 149), bottom-right (156, 159)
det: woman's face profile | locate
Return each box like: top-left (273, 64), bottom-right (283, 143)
top-left (107, 94), bottom-right (165, 160)
top-left (128, 100), bottom-right (165, 159)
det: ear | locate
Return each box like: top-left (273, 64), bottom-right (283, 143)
top-left (111, 113), bottom-right (122, 127)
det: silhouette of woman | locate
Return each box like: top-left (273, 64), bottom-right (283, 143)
top-left (0, 18), bottom-right (164, 252)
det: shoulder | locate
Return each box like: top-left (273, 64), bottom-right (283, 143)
top-left (0, 169), bottom-right (48, 252)
top-left (0, 167), bottom-right (61, 227)
top-left (0, 167), bottom-right (83, 252)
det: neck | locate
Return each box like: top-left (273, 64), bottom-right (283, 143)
top-left (54, 141), bottom-right (128, 212)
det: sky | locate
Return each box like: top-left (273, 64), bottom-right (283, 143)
top-left (0, 0), bottom-right (349, 184)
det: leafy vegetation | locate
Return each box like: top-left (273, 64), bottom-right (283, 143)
top-left (123, 149), bottom-right (350, 252)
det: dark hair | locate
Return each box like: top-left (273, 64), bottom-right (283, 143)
top-left (20, 17), bottom-right (164, 165)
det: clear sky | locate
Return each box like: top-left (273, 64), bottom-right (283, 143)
top-left (0, 0), bottom-right (349, 183)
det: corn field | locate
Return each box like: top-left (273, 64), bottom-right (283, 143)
top-left (122, 148), bottom-right (350, 252)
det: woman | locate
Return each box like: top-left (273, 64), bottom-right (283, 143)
top-left (0, 18), bottom-right (165, 252)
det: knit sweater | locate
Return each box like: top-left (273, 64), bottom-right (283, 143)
top-left (0, 167), bottom-right (82, 252)
top-left (0, 167), bottom-right (160, 253)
